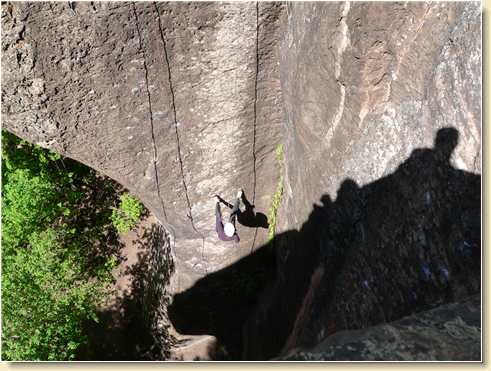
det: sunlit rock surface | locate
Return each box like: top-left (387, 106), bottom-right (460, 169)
top-left (2, 1), bottom-right (481, 361)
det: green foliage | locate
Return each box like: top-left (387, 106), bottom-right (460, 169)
top-left (2, 229), bottom-right (111, 361)
top-left (111, 193), bottom-right (144, 234)
top-left (268, 144), bottom-right (284, 241)
top-left (1, 131), bottom-right (123, 360)
top-left (2, 169), bottom-right (59, 251)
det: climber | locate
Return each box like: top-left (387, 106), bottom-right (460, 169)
top-left (214, 190), bottom-right (242, 243)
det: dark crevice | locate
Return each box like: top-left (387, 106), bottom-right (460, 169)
top-left (153, 2), bottom-right (206, 271)
top-left (252, 1), bottom-right (259, 204)
top-left (250, 2), bottom-right (260, 253)
top-left (131, 3), bottom-right (168, 221)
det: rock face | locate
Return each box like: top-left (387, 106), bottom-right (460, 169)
top-left (278, 1), bottom-right (481, 232)
top-left (2, 1), bottom-right (481, 361)
top-left (2, 1), bottom-right (285, 293)
top-left (169, 125), bottom-right (481, 360)
top-left (280, 295), bottom-right (481, 361)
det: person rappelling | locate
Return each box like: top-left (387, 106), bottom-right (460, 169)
top-left (214, 190), bottom-right (243, 243)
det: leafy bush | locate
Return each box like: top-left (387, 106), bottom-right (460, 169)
top-left (1, 131), bottom-right (122, 360)
top-left (2, 168), bottom-right (59, 250)
top-left (2, 229), bottom-right (115, 360)
top-left (111, 193), bottom-right (144, 234)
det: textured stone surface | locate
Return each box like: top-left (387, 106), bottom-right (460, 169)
top-left (1, 1), bottom-right (285, 294)
top-left (171, 126), bottom-right (480, 360)
top-left (278, 1), bottom-right (481, 233)
top-left (263, 1), bottom-right (482, 360)
top-left (280, 295), bottom-right (481, 361)
top-left (2, 1), bottom-right (481, 361)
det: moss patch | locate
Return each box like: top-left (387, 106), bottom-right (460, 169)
top-left (268, 144), bottom-right (284, 241)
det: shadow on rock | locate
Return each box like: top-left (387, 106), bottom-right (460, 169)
top-left (168, 242), bottom-right (277, 360)
top-left (168, 127), bottom-right (481, 361)
top-left (237, 190), bottom-right (269, 229)
top-left (77, 220), bottom-right (176, 360)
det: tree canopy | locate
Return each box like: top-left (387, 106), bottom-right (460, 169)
top-left (1, 131), bottom-right (142, 360)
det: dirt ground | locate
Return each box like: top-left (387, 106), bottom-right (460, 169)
top-left (109, 213), bottom-right (156, 308)
top-left (77, 212), bottom-right (175, 360)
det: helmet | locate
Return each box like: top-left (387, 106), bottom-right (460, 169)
top-left (224, 222), bottom-right (235, 237)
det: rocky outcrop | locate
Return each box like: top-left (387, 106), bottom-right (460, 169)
top-left (2, 1), bottom-right (481, 361)
top-left (242, 1), bottom-right (482, 360)
top-left (278, 1), bottom-right (481, 232)
top-left (280, 295), bottom-right (481, 361)
top-left (2, 1), bottom-right (285, 293)
top-left (169, 126), bottom-right (481, 360)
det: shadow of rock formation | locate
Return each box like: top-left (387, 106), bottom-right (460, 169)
top-left (168, 127), bottom-right (481, 361)
top-left (77, 220), bottom-right (175, 360)
top-left (168, 242), bottom-right (276, 360)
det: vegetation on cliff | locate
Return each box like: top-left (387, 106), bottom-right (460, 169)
top-left (268, 144), bottom-right (284, 241)
top-left (111, 193), bottom-right (145, 234)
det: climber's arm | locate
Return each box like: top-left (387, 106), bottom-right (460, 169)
top-left (215, 194), bottom-right (234, 209)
